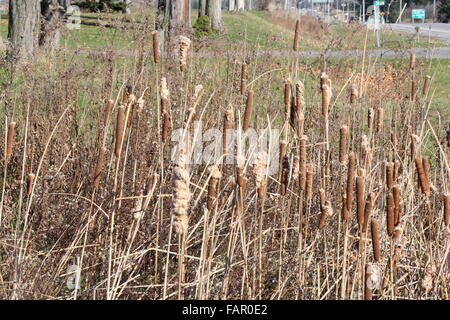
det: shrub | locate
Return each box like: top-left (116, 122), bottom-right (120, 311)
top-left (193, 15), bottom-right (212, 38)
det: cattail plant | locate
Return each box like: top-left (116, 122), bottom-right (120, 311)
top-left (393, 185), bottom-right (401, 226)
top-left (422, 75), bottom-right (431, 95)
top-left (152, 30), bottom-right (159, 64)
top-left (293, 81), bottom-right (305, 133)
top-left (27, 173), bottom-right (35, 196)
top-left (411, 134), bottom-right (420, 161)
top-left (5, 121), bottom-right (16, 161)
top-left (339, 126), bottom-right (348, 165)
top-left (114, 106), bottom-right (125, 157)
top-left (371, 218), bottom-right (381, 262)
top-left (410, 53), bottom-right (416, 70)
top-left (223, 106), bottom-right (234, 162)
top-left (376, 108), bottom-right (384, 133)
top-left (361, 135), bottom-right (370, 168)
top-left (368, 108), bottom-right (374, 129)
top-left (178, 36), bottom-right (191, 72)
top-left (104, 99), bottom-right (114, 127)
top-left (341, 194), bottom-right (349, 221)
top-left (305, 163), bottom-right (314, 200)
top-left (319, 200), bottom-right (333, 229)
top-left (92, 147), bottom-right (106, 190)
top-left (390, 132), bottom-right (398, 149)
top-left (173, 143), bottom-right (190, 234)
top-left (346, 152), bottom-right (355, 212)
top-left (387, 193), bottom-right (395, 236)
top-left (363, 193), bottom-right (373, 232)
top-left (415, 157), bottom-right (430, 196)
top-left (243, 90), bottom-right (254, 133)
top-left (444, 194), bottom-right (449, 227)
top-left (356, 168), bottom-right (365, 230)
top-left (321, 74), bottom-right (331, 117)
top-left (299, 135), bottom-right (307, 191)
top-left (280, 155), bottom-right (290, 196)
top-left (161, 77), bottom-right (171, 142)
top-left (393, 160), bottom-right (400, 184)
top-left (293, 19), bottom-right (300, 51)
top-left (241, 62), bottom-right (247, 95)
top-left (385, 162), bottom-right (394, 189)
top-left (365, 264), bottom-right (380, 300)
top-left (207, 165), bottom-right (222, 211)
top-left (254, 151), bottom-right (268, 199)
top-left (350, 84), bottom-right (358, 104)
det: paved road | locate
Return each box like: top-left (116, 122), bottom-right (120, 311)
top-left (385, 23), bottom-right (450, 44)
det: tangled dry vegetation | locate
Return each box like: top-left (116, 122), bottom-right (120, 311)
top-left (0, 17), bottom-right (449, 300)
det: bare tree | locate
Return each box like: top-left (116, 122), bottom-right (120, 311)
top-left (236, 0), bottom-right (245, 10)
top-left (207, 0), bottom-right (222, 30)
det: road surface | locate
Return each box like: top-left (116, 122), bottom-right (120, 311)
top-left (385, 23), bottom-right (450, 45)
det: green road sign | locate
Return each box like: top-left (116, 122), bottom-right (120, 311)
top-left (374, 1), bottom-right (385, 5)
top-left (412, 9), bottom-right (425, 19)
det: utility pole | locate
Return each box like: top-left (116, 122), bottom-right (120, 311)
top-left (399, 0), bottom-right (402, 23)
top-left (362, 0), bottom-right (365, 22)
top-left (433, 0), bottom-right (436, 22)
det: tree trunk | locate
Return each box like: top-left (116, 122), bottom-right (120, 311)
top-left (7, 0), bottom-right (41, 62)
top-left (199, 0), bottom-right (207, 16)
top-left (40, 0), bottom-right (66, 47)
top-left (156, 0), bottom-right (166, 54)
top-left (236, 0), bottom-right (244, 11)
top-left (169, 0), bottom-right (190, 35)
top-left (59, 0), bottom-right (70, 9)
top-left (207, 0), bottom-right (222, 31)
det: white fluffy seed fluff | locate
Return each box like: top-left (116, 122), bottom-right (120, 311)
top-left (172, 143), bottom-right (191, 234)
top-left (161, 77), bottom-right (170, 102)
top-left (179, 36), bottom-right (191, 71)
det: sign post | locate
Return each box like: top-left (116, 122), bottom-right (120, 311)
top-left (412, 9), bottom-right (425, 23)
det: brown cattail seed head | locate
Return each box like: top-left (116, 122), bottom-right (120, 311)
top-left (410, 53), bottom-right (416, 70)
top-left (356, 168), bottom-right (365, 230)
top-left (295, 80), bottom-right (305, 114)
top-left (393, 185), bottom-right (401, 225)
top-left (319, 200), bottom-right (333, 229)
top-left (254, 151), bottom-right (268, 199)
top-left (368, 108), bottom-right (374, 129)
top-left (350, 85), bottom-right (358, 104)
top-left (114, 106), bottom-right (125, 157)
top-left (385, 161), bottom-right (394, 189)
top-left (387, 193), bottom-right (395, 236)
top-left (422, 75), bottom-right (431, 95)
top-left (223, 106), bottom-right (234, 160)
top-left (305, 163), bottom-right (314, 200)
top-left (376, 108), bottom-right (384, 133)
top-left (363, 193), bottom-right (373, 232)
top-left (207, 165), bottom-right (222, 211)
top-left (5, 121), bottom-right (16, 161)
top-left (104, 100), bottom-right (114, 127)
top-left (415, 157), bottom-right (430, 196)
top-left (152, 30), bottom-right (159, 64)
top-left (293, 19), bottom-right (300, 51)
top-left (365, 264), bottom-right (381, 300)
top-left (92, 147), bottom-right (106, 190)
top-left (243, 90), bottom-right (254, 133)
top-left (346, 152), bottom-right (356, 212)
top-left (240, 62), bottom-right (247, 95)
top-left (178, 35), bottom-right (191, 71)
top-left (339, 126), bottom-right (348, 165)
top-left (371, 218), bottom-right (381, 262)
top-left (443, 194), bottom-right (449, 227)
top-left (27, 173), bottom-right (35, 196)
top-left (321, 75), bottom-right (331, 117)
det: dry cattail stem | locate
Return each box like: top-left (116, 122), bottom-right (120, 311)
top-left (243, 90), bottom-right (254, 133)
top-left (363, 193), bottom-right (373, 232)
top-left (391, 132), bottom-right (397, 149)
top-left (371, 218), bottom-right (381, 262)
top-left (240, 62), bottom-right (247, 95)
top-left (346, 152), bottom-right (356, 212)
top-left (178, 35), bottom-right (191, 71)
top-left (5, 121), bottom-right (16, 161)
top-left (339, 126), bottom-right (348, 165)
top-left (411, 78), bottom-right (417, 101)
top-left (356, 168), bottom-right (365, 229)
top-left (415, 157), bottom-right (430, 196)
top-left (360, 135), bottom-right (370, 167)
top-left (376, 108), bottom-right (384, 133)
top-left (411, 134), bottom-right (419, 161)
top-left (393, 160), bottom-right (400, 183)
top-left (299, 135), bottom-right (307, 191)
top-left (284, 79), bottom-right (291, 115)
top-left (385, 162), bottom-right (394, 189)
top-left (114, 106), bottom-right (125, 157)
top-left (444, 194), bottom-right (449, 227)
top-left (387, 193), bottom-right (395, 236)
top-left (305, 163), bottom-right (314, 200)
top-left (152, 30), bottom-right (159, 63)
top-left (254, 151), bottom-right (268, 199)
top-left (173, 144), bottom-right (190, 234)
top-left (223, 107), bottom-right (234, 160)
top-left (92, 147), bottom-right (106, 190)
top-left (393, 185), bottom-right (401, 225)
top-left (350, 85), bottom-right (358, 104)
top-left (293, 19), bottom-right (300, 51)
top-left (27, 173), bottom-right (35, 196)
top-left (207, 166), bottom-right (222, 211)
top-left (422, 75), bottom-right (431, 95)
